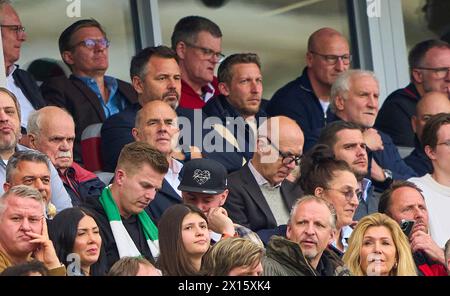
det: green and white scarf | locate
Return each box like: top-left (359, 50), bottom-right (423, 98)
top-left (99, 186), bottom-right (160, 259)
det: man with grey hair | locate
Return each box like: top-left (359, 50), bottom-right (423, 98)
top-left (0, 88), bottom-right (72, 213)
top-left (0, 0), bottom-right (46, 135)
top-left (328, 69), bottom-right (416, 192)
top-left (27, 106), bottom-right (105, 206)
top-left (263, 196), bottom-right (349, 276)
top-left (0, 185), bottom-right (65, 274)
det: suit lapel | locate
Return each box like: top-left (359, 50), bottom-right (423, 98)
top-left (159, 178), bottom-right (182, 202)
top-left (240, 165), bottom-right (277, 225)
top-left (70, 76), bottom-right (106, 121)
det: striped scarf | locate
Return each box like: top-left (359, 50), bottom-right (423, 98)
top-left (99, 186), bottom-right (159, 259)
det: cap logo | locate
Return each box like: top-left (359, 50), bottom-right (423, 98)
top-left (193, 169), bottom-right (211, 185)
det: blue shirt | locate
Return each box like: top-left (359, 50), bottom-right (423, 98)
top-left (77, 75), bottom-right (128, 118)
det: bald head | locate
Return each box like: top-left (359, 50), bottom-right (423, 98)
top-left (413, 91), bottom-right (450, 140)
top-left (307, 28), bottom-right (347, 52)
top-left (255, 116), bottom-right (304, 185)
top-left (27, 107), bottom-right (75, 172)
top-left (306, 28), bottom-right (350, 96)
top-left (132, 100), bottom-right (179, 156)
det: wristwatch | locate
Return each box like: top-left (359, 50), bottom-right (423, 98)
top-left (383, 169), bottom-right (393, 182)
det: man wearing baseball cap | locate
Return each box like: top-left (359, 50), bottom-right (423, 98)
top-left (179, 158), bottom-right (262, 245)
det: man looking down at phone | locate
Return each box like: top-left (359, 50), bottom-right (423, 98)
top-left (378, 181), bottom-right (447, 276)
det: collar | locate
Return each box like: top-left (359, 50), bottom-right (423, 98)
top-left (298, 67), bottom-right (314, 94)
top-left (331, 225), bottom-right (353, 252)
top-left (6, 64), bottom-right (18, 77)
top-left (248, 160), bottom-right (281, 188)
top-left (169, 158), bottom-right (183, 174)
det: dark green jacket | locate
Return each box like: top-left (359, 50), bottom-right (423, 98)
top-left (263, 236), bottom-right (350, 276)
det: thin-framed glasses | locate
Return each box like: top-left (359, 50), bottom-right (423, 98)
top-left (265, 137), bottom-right (302, 165)
top-left (437, 140), bottom-right (450, 147)
top-left (415, 67), bottom-right (450, 79)
top-left (309, 50), bottom-right (352, 65)
top-left (184, 41), bottom-right (225, 62)
top-left (71, 37), bottom-right (110, 50)
top-left (0, 24), bottom-right (25, 36)
top-left (325, 187), bottom-right (360, 201)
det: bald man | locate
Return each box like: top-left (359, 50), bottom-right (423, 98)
top-left (224, 116), bottom-right (304, 242)
top-left (267, 28), bottom-right (350, 151)
top-left (132, 100), bottom-right (183, 221)
top-left (404, 92), bottom-right (450, 176)
top-left (27, 106), bottom-right (105, 206)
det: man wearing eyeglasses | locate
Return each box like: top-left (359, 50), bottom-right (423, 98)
top-left (40, 19), bottom-right (137, 164)
top-left (404, 91), bottom-right (450, 176)
top-left (267, 27), bottom-right (351, 152)
top-left (409, 113), bottom-right (450, 248)
top-left (0, 1), bottom-right (46, 136)
top-left (375, 39), bottom-right (450, 147)
top-left (224, 116), bottom-right (304, 243)
top-left (171, 16), bottom-right (221, 109)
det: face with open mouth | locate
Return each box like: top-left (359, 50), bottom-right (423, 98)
top-left (360, 225), bottom-right (397, 276)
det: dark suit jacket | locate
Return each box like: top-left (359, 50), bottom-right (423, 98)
top-left (147, 179), bottom-right (182, 223)
top-left (224, 163), bottom-right (303, 232)
top-left (13, 68), bottom-right (47, 110)
top-left (41, 75), bottom-right (137, 163)
top-left (100, 103), bottom-right (198, 172)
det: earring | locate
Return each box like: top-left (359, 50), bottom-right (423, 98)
top-left (394, 261), bottom-right (398, 269)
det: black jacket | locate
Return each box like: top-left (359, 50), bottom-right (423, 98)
top-left (375, 83), bottom-right (421, 147)
top-left (267, 67), bottom-right (325, 151)
top-left (224, 163), bottom-right (303, 232)
top-left (203, 95), bottom-right (267, 173)
top-left (13, 68), bottom-right (47, 109)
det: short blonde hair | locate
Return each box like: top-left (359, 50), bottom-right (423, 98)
top-left (343, 213), bottom-right (417, 276)
top-left (202, 237), bottom-right (264, 276)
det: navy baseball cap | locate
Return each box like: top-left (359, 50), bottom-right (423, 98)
top-left (178, 158), bottom-right (227, 194)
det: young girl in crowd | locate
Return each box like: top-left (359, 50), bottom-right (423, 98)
top-left (157, 204), bottom-right (210, 276)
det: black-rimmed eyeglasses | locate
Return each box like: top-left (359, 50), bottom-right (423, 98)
top-left (265, 137), bottom-right (302, 165)
top-left (0, 25), bottom-right (25, 36)
top-left (309, 51), bottom-right (352, 65)
top-left (184, 41), bottom-right (225, 62)
top-left (415, 67), bottom-right (450, 79)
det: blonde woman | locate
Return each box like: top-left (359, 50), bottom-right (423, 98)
top-left (343, 213), bottom-right (417, 276)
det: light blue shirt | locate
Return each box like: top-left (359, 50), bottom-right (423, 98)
top-left (77, 75), bottom-right (127, 118)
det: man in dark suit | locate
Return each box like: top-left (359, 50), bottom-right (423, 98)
top-left (101, 45), bottom-right (199, 172)
top-left (41, 19), bottom-right (137, 163)
top-left (1, 2), bottom-right (46, 135)
top-left (224, 116), bottom-right (304, 238)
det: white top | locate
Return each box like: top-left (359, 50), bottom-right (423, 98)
top-left (409, 174), bottom-right (450, 247)
top-left (165, 158), bottom-right (183, 197)
top-left (319, 99), bottom-right (330, 115)
top-left (6, 66), bottom-right (35, 129)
